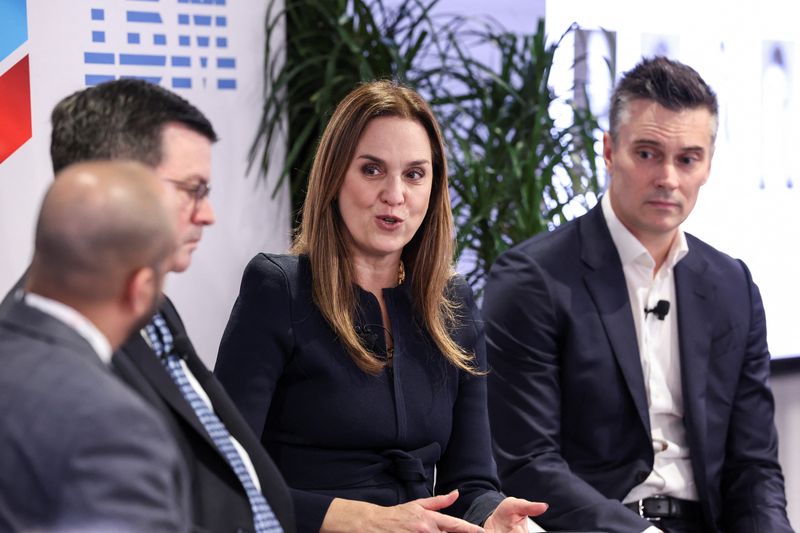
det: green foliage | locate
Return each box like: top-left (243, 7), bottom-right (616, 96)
top-left (252, 0), bottom-right (603, 291)
top-left (430, 19), bottom-right (601, 290)
top-left (250, 0), bottom-right (441, 218)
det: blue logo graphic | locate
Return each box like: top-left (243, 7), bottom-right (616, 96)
top-left (0, 0), bottom-right (28, 61)
top-left (84, 0), bottom-right (236, 90)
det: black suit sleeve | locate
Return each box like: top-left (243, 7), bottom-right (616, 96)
top-left (720, 261), bottom-right (792, 533)
top-left (435, 279), bottom-right (505, 524)
top-left (215, 254), bottom-right (293, 438)
top-left (483, 247), bottom-right (650, 532)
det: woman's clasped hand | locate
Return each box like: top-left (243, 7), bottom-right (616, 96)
top-left (322, 491), bottom-right (547, 533)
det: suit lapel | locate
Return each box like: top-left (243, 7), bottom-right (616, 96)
top-left (579, 206), bottom-right (651, 434)
top-left (0, 273), bottom-right (26, 319)
top-left (158, 299), bottom-right (268, 470)
top-left (119, 330), bottom-right (218, 450)
top-left (159, 304), bottom-right (272, 476)
top-left (674, 238), bottom-right (712, 490)
top-left (191, 358), bottom-right (271, 471)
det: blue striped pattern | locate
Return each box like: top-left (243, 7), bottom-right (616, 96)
top-left (145, 313), bottom-right (282, 533)
top-left (127, 10), bottom-right (162, 23)
top-left (86, 74), bottom-right (114, 85)
top-left (120, 53), bottom-right (166, 66)
top-left (172, 77), bottom-right (192, 88)
top-left (85, 52), bottom-right (115, 64)
top-left (85, 2), bottom-right (237, 90)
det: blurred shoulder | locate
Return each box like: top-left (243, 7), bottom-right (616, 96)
top-left (238, 253), bottom-right (314, 312)
top-left (243, 253), bottom-right (310, 285)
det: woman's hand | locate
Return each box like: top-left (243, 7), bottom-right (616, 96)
top-left (483, 497), bottom-right (548, 533)
top-left (322, 490), bottom-right (485, 532)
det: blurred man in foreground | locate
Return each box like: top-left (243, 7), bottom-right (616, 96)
top-left (0, 79), bottom-right (295, 532)
top-left (0, 161), bottom-right (187, 531)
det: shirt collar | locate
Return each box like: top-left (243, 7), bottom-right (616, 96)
top-left (24, 292), bottom-right (113, 365)
top-left (601, 193), bottom-right (688, 271)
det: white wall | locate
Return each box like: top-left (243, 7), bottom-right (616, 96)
top-left (773, 371), bottom-right (800, 527)
top-left (427, 0), bottom-right (545, 33)
top-left (0, 0), bottom-right (290, 367)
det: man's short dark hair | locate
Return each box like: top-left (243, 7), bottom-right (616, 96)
top-left (609, 56), bottom-right (719, 143)
top-left (50, 79), bottom-right (218, 173)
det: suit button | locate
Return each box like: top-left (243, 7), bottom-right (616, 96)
top-left (637, 470), bottom-right (650, 482)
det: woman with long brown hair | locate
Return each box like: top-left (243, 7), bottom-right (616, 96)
top-left (215, 80), bottom-right (546, 532)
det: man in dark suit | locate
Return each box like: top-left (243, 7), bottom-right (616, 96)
top-left (1, 79), bottom-right (295, 533)
top-left (0, 160), bottom-right (188, 531)
top-left (484, 57), bottom-right (793, 533)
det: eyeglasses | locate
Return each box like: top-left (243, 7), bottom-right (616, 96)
top-left (163, 179), bottom-right (211, 213)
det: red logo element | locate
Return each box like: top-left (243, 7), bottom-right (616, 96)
top-left (0, 55), bottom-right (32, 163)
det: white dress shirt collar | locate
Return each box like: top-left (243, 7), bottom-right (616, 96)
top-left (25, 292), bottom-right (113, 365)
top-left (601, 193), bottom-right (698, 503)
top-left (601, 193), bottom-right (688, 271)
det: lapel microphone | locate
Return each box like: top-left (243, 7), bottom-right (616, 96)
top-left (170, 333), bottom-right (191, 361)
top-left (644, 300), bottom-right (670, 321)
top-left (355, 324), bottom-right (380, 352)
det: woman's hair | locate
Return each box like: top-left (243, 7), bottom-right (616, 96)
top-left (292, 80), bottom-right (476, 374)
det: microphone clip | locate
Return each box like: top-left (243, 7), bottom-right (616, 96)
top-left (644, 300), bottom-right (670, 321)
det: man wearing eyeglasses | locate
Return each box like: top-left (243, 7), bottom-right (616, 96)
top-left (1, 79), bottom-right (296, 533)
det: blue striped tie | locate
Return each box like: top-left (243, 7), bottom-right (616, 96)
top-left (145, 313), bottom-right (282, 533)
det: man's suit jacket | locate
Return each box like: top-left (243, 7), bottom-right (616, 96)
top-left (483, 205), bottom-right (792, 533)
top-left (112, 297), bottom-right (296, 533)
top-left (0, 275), bottom-right (24, 319)
top-left (0, 297), bottom-right (190, 531)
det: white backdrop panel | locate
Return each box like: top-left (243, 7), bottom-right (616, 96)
top-left (0, 0), bottom-right (290, 367)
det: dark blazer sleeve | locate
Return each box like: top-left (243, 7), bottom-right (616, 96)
top-left (215, 254), bottom-right (335, 531)
top-left (0, 274), bottom-right (25, 319)
top-left (483, 245), bottom-right (651, 532)
top-left (215, 255), bottom-right (293, 438)
top-left (435, 279), bottom-right (505, 524)
top-left (719, 260), bottom-right (792, 533)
